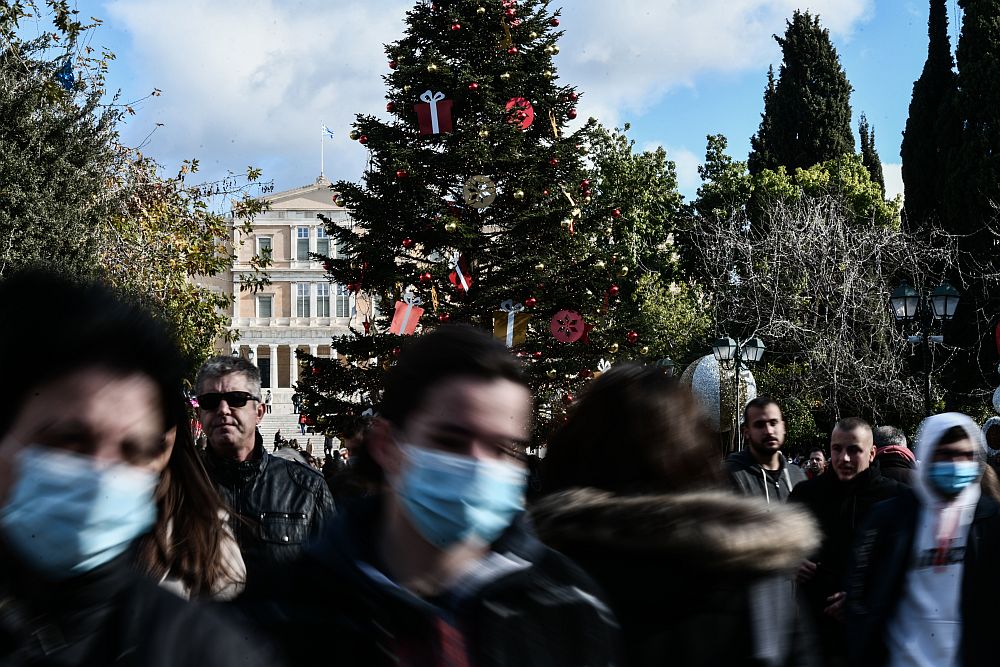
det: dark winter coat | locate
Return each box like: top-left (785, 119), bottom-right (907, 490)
top-left (875, 451), bottom-right (916, 487)
top-left (725, 450), bottom-right (806, 502)
top-left (531, 488), bottom-right (821, 667)
top-left (846, 490), bottom-right (1000, 667)
top-left (0, 544), bottom-right (277, 667)
top-left (235, 496), bottom-right (622, 667)
top-left (203, 443), bottom-right (336, 591)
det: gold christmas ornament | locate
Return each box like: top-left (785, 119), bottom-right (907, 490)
top-left (543, 70), bottom-right (554, 80)
top-left (476, 5), bottom-right (486, 14)
top-left (444, 220), bottom-right (459, 232)
top-left (617, 266), bottom-right (630, 277)
top-left (427, 62), bottom-right (438, 72)
top-left (479, 128), bottom-right (490, 138)
top-left (545, 368), bottom-right (558, 379)
top-left (334, 196), bottom-right (346, 207)
top-left (403, 84), bottom-right (412, 93)
top-left (513, 189), bottom-right (525, 200)
top-left (608, 342), bottom-right (619, 354)
top-left (584, 196), bottom-right (592, 204)
top-left (529, 31), bottom-right (539, 39)
top-left (500, 71), bottom-right (511, 81)
top-left (551, 45), bottom-right (560, 55)
top-left (349, 129), bottom-right (361, 141)
top-left (594, 260), bottom-right (606, 269)
top-left (544, 44), bottom-right (556, 54)
top-left (639, 346), bottom-right (650, 355)
top-left (534, 262), bottom-right (546, 272)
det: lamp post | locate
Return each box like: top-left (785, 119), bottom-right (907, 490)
top-left (712, 335), bottom-right (766, 452)
top-left (889, 280), bottom-right (960, 416)
top-left (655, 357), bottom-right (677, 377)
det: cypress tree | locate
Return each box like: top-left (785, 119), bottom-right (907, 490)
top-left (858, 113), bottom-right (885, 195)
top-left (900, 0), bottom-right (956, 232)
top-left (748, 11), bottom-right (855, 175)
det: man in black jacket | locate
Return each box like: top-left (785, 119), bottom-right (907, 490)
top-left (725, 397), bottom-right (806, 503)
top-left (238, 326), bottom-right (621, 666)
top-left (0, 271), bottom-right (275, 666)
top-left (197, 356), bottom-right (335, 589)
top-left (789, 417), bottom-right (903, 665)
top-left (847, 413), bottom-right (1000, 667)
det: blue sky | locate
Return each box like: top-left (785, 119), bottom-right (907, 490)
top-left (74, 0), bottom-right (958, 200)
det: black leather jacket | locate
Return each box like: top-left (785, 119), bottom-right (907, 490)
top-left (204, 443), bottom-right (335, 589)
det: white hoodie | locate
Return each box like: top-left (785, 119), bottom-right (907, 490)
top-left (887, 413), bottom-right (985, 667)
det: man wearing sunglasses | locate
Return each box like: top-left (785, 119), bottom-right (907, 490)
top-left (196, 357), bottom-right (335, 590)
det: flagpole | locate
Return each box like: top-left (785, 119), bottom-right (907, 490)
top-left (320, 123), bottom-right (325, 177)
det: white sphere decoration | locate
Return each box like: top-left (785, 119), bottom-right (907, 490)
top-left (679, 354), bottom-right (758, 433)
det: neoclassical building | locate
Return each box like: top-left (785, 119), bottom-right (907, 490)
top-left (227, 175), bottom-right (353, 391)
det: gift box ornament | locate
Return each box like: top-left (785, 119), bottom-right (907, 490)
top-left (448, 252), bottom-right (473, 292)
top-left (493, 300), bottom-right (531, 347)
top-left (389, 292), bottom-right (424, 335)
top-left (414, 90), bottom-right (454, 135)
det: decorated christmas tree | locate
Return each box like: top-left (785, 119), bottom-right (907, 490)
top-left (300, 0), bottom-right (683, 440)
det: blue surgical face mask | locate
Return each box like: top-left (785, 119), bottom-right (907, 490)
top-left (0, 446), bottom-right (158, 579)
top-left (927, 460), bottom-right (981, 497)
top-left (394, 444), bottom-right (528, 549)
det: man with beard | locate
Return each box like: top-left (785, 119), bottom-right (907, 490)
top-left (789, 418), bottom-right (903, 666)
top-left (725, 397), bottom-right (806, 503)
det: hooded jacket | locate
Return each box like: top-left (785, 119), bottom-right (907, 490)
top-left (725, 450), bottom-right (806, 503)
top-left (847, 413), bottom-right (1000, 667)
top-left (235, 496), bottom-right (621, 667)
top-left (531, 488), bottom-right (821, 667)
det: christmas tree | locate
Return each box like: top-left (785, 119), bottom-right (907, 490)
top-left (299, 0), bottom-right (676, 440)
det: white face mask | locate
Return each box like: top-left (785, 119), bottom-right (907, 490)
top-left (0, 446), bottom-right (158, 579)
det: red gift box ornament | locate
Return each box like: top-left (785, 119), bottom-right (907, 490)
top-left (414, 90), bottom-right (454, 135)
top-left (448, 252), bottom-right (473, 292)
top-left (550, 309), bottom-right (585, 343)
top-left (389, 291), bottom-right (424, 335)
top-left (505, 97), bottom-right (534, 130)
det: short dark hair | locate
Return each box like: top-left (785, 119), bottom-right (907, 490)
top-left (937, 425), bottom-right (971, 447)
top-left (834, 417), bottom-right (872, 435)
top-left (808, 446), bottom-right (826, 458)
top-left (873, 425), bottom-right (907, 449)
top-left (379, 325), bottom-right (527, 429)
top-left (541, 364), bottom-right (721, 495)
top-left (195, 356), bottom-right (262, 396)
top-left (743, 396), bottom-right (782, 425)
top-left (0, 270), bottom-right (184, 438)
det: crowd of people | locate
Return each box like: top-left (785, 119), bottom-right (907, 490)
top-left (1, 269), bottom-right (997, 666)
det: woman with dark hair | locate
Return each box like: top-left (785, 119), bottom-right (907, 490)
top-left (134, 397), bottom-right (245, 600)
top-left (533, 364), bottom-right (820, 667)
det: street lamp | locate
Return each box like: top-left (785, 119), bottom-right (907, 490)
top-left (655, 357), bottom-right (677, 377)
top-left (889, 280), bottom-right (961, 415)
top-left (712, 335), bottom-right (766, 452)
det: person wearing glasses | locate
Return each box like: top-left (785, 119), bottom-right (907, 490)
top-left (237, 325), bottom-right (621, 666)
top-left (196, 357), bottom-right (335, 590)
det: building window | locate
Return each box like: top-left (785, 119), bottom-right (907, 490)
top-left (316, 283), bottom-right (330, 317)
top-left (335, 283), bottom-right (350, 318)
top-left (256, 236), bottom-right (273, 260)
top-left (316, 226), bottom-right (330, 257)
top-left (296, 226), bottom-right (310, 261)
top-left (296, 283), bottom-right (310, 318)
top-left (257, 294), bottom-right (273, 318)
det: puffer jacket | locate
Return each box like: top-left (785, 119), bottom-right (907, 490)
top-left (203, 443), bottom-right (335, 590)
top-left (725, 450), bottom-right (806, 502)
top-left (531, 488), bottom-right (821, 667)
top-left (0, 543), bottom-right (277, 667)
top-left (235, 496), bottom-right (622, 667)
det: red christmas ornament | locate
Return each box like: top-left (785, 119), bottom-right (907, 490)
top-left (388, 60), bottom-right (398, 69)
top-left (542, 189), bottom-right (550, 196)
top-left (396, 169), bottom-right (409, 179)
top-left (563, 392), bottom-right (574, 404)
top-left (611, 207), bottom-right (622, 218)
top-left (550, 310), bottom-right (585, 343)
top-left (438, 313), bottom-right (451, 323)
top-left (580, 179), bottom-right (590, 189)
top-left (419, 271), bottom-right (433, 284)
top-left (608, 285), bottom-right (620, 297)
top-left (567, 108), bottom-right (578, 119)
top-left (568, 91), bottom-right (578, 101)
top-left (511, 18), bottom-right (522, 27)
top-left (347, 281), bottom-right (362, 293)
top-left (402, 238), bottom-right (414, 249)
top-left (532, 351), bottom-right (543, 359)
top-left (386, 102), bottom-right (395, 112)
top-left (505, 7), bottom-right (516, 17)
top-left (550, 17), bottom-right (560, 26)
top-left (451, 22), bottom-right (461, 31)
top-left (392, 347), bottom-right (402, 358)
top-left (358, 135), bottom-right (369, 144)
top-left (578, 368), bottom-right (593, 379)
top-left (548, 157), bottom-right (559, 167)
top-left (311, 366), bottom-right (320, 376)
top-left (626, 330), bottom-right (640, 345)
top-left (508, 46), bottom-right (519, 55)
top-left (468, 81), bottom-right (479, 91)
top-left (322, 260), bottom-right (332, 272)
top-left (524, 297), bottom-right (538, 308)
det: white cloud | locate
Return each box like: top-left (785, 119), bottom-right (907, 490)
top-left (883, 162), bottom-right (903, 200)
top-left (101, 0), bottom-right (874, 190)
top-left (668, 146), bottom-right (702, 199)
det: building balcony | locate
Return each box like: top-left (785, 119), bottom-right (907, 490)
top-left (232, 317), bottom-right (348, 328)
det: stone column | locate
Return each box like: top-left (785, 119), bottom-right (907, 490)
top-left (290, 344), bottom-right (299, 387)
top-left (268, 344), bottom-right (279, 389)
top-left (290, 282), bottom-right (298, 318)
top-left (309, 282), bottom-right (317, 321)
top-left (309, 344), bottom-right (319, 360)
top-left (232, 280), bottom-right (241, 319)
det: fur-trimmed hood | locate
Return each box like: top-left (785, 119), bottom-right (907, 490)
top-left (531, 488), bottom-right (819, 576)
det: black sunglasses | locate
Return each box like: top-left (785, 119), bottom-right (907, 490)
top-left (197, 391), bottom-right (260, 410)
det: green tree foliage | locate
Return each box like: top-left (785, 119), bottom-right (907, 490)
top-left (296, 2), bottom-right (685, 439)
top-left (858, 113), bottom-right (885, 195)
top-left (748, 11), bottom-right (855, 176)
top-left (900, 0), bottom-right (957, 232)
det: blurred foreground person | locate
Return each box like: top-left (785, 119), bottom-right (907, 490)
top-left (535, 365), bottom-right (820, 667)
top-left (790, 418), bottom-right (903, 666)
top-left (238, 326), bottom-right (621, 666)
top-left (0, 271), bottom-right (274, 666)
top-left (726, 397), bottom-right (806, 502)
top-left (848, 413), bottom-right (1000, 667)
top-left (873, 426), bottom-right (916, 487)
top-left (196, 356), bottom-right (335, 590)
top-left (134, 403), bottom-right (246, 600)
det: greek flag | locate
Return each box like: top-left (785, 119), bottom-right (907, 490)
top-left (322, 124), bottom-right (335, 139)
top-left (55, 59), bottom-right (74, 91)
